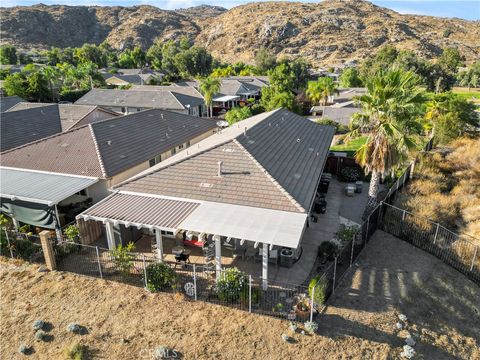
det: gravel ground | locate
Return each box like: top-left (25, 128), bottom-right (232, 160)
top-left (1, 230), bottom-right (479, 359)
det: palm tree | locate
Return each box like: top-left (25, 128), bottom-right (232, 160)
top-left (349, 69), bottom-right (425, 214)
top-left (198, 76), bottom-right (221, 117)
top-left (306, 77), bottom-right (339, 106)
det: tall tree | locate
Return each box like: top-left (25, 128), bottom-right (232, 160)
top-left (40, 65), bottom-right (60, 101)
top-left (199, 76), bottom-right (221, 117)
top-left (255, 47), bottom-right (276, 75)
top-left (425, 92), bottom-right (478, 144)
top-left (349, 69), bottom-right (425, 214)
top-left (339, 68), bottom-right (363, 87)
top-left (306, 77), bottom-right (339, 106)
top-left (0, 45), bottom-right (18, 65)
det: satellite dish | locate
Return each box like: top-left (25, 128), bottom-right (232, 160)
top-left (216, 120), bottom-right (229, 127)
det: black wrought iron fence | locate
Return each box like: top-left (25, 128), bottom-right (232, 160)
top-left (379, 202), bottom-right (480, 285)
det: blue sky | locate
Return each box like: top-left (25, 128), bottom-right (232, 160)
top-left (1, 1), bottom-right (479, 20)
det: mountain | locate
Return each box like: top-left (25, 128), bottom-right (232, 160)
top-left (1, 1), bottom-right (479, 66)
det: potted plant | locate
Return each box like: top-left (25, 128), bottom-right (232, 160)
top-left (294, 299), bottom-right (311, 320)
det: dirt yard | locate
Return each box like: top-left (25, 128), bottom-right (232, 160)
top-left (1, 231), bottom-right (479, 359)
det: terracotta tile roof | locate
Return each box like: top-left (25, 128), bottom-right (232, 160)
top-left (117, 108), bottom-right (335, 213)
top-left (1, 109), bottom-right (217, 179)
top-left (120, 141), bottom-right (302, 212)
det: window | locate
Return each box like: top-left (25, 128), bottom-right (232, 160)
top-left (121, 107), bottom-right (127, 114)
top-left (178, 144), bottom-right (184, 150)
top-left (75, 189), bottom-right (87, 196)
top-left (137, 108), bottom-right (141, 112)
top-left (186, 140), bottom-right (191, 148)
top-left (149, 154), bottom-right (162, 167)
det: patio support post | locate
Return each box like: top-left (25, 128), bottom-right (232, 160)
top-left (3, 228), bottom-right (14, 258)
top-left (155, 229), bottom-right (164, 262)
top-left (105, 221), bottom-right (115, 250)
top-left (262, 242), bottom-right (268, 290)
top-left (310, 283), bottom-right (316, 322)
top-left (95, 246), bottom-right (103, 279)
top-left (215, 235), bottom-right (222, 279)
top-left (11, 217), bottom-right (20, 230)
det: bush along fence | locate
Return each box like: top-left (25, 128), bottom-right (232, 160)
top-left (379, 202), bottom-right (480, 285)
top-left (304, 204), bottom-right (382, 310)
top-left (0, 228), bottom-right (44, 263)
top-left (48, 239), bottom-right (320, 322)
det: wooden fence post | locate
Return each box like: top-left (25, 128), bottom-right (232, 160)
top-left (39, 230), bottom-right (56, 271)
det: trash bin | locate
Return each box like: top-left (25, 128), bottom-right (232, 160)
top-left (355, 181), bottom-right (363, 193)
top-left (279, 248), bottom-right (294, 268)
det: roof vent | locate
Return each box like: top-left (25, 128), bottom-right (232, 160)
top-left (200, 182), bottom-right (213, 188)
top-left (119, 154), bottom-right (126, 158)
top-left (161, 113), bottom-right (164, 119)
top-left (107, 140), bottom-right (112, 145)
top-left (297, 138), bottom-right (301, 143)
top-left (60, 143), bottom-right (69, 148)
top-left (294, 173), bottom-right (302, 180)
top-left (217, 161), bottom-right (223, 177)
top-left (223, 148), bottom-right (234, 153)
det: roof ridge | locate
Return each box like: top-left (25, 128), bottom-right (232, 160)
top-left (66, 105), bottom-right (99, 130)
top-left (88, 124), bottom-right (108, 178)
top-left (169, 91), bottom-right (187, 109)
top-left (233, 139), bottom-right (305, 213)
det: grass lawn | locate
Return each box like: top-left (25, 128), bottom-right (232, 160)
top-left (330, 136), bottom-right (367, 152)
top-left (452, 87), bottom-right (480, 102)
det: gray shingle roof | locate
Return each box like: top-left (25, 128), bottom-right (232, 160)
top-left (130, 85), bottom-right (203, 100)
top-left (0, 95), bottom-right (24, 112)
top-left (117, 108), bottom-right (335, 213)
top-left (75, 89), bottom-right (204, 110)
top-left (0, 104), bottom-right (62, 152)
top-left (1, 109), bottom-right (217, 178)
top-left (322, 105), bottom-right (360, 126)
top-left (6, 102), bottom-right (117, 131)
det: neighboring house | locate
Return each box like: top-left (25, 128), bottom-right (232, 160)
top-left (75, 88), bottom-right (205, 116)
top-left (310, 88), bottom-right (366, 125)
top-left (1, 109), bottom-right (218, 234)
top-left (177, 76), bottom-right (269, 109)
top-left (0, 104), bottom-right (62, 152)
top-left (129, 85), bottom-right (207, 117)
top-left (6, 102), bottom-right (119, 131)
top-left (77, 108), bottom-right (335, 286)
top-left (100, 69), bottom-right (164, 87)
top-left (0, 95), bottom-right (24, 112)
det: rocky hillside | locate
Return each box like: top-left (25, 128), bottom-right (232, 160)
top-left (1, 1), bottom-right (479, 66)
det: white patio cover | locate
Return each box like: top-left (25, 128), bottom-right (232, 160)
top-left (0, 167), bottom-right (98, 205)
top-left (213, 95), bottom-right (240, 102)
top-left (178, 201), bottom-right (307, 249)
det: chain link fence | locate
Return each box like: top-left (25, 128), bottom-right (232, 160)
top-left (0, 228), bottom-right (44, 263)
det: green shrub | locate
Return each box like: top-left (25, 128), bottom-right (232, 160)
top-left (338, 166), bottom-right (361, 182)
top-left (304, 320), bottom-right (319, 333)
top-left (309, 275), bottom-right (329, 305)
top-left (32, 319), bottom-right (45, 331)
top-left (35, 330), bottom-right (47, 341)
top-left (11, 238), bottom-right (41, 260)
top-left (64, 225), bottom-right (80, 242)
top-left (110, 242), bottom-right (135, 277)
top-left (240, 286), bottom-right (262, 305)
top-left (318, 241), bottom-right (337, 260)
top-left (215, 267), bottom-right (247, 302)
top-left (64, 343), bottom-right (88, 360)
top-left (145, 262), bottom-right (177, 292)
top-left (335, 224), bottom-right (359, 243)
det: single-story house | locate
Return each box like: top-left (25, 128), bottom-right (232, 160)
top-left (100, 69), bottom-right (164, 86)
top-left (177, 76), bottom-right (269, 110)
top-left (75, 88), bottom-right (205, 116)
top-left (1, 104), bottom-right (62, 152)
top-left (0, 95), bottom-right (24, 112)
top-left (77, 108), bottom-right (335, 287)
top-left (129, 85), bottom-right (207, 117)
top-left (1, 109), bottom-right (218, 236)
top-left (6, 102), bottom-right (119, 131)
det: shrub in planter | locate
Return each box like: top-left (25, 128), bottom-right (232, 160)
top-left (63, 225), bottom-right (80, 242)
top-left (318, 241), bottom-right (338, 261)
top-left (309, 275), bottom-right (328, 306)
top-left (145, 262), bottom-right (177, 292)
top-left (335, 224), bottom-right (359, 243)
top-left (339, 166), bottom-right (361, 182)
top-left (215, 267), bottom-right (247, 302)
top-left (294, 299), bottom-right (311, 320)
